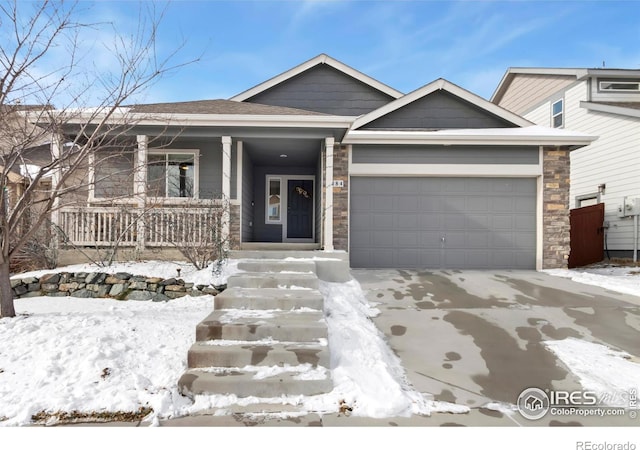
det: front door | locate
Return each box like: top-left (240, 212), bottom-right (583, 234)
top-left (286, 179), bottom-right (314, 240)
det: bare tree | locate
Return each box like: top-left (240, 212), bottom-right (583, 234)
top-left (0, 0), bottom-right (195, 317)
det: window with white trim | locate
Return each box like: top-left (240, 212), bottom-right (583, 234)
top-left (266, 177), bottom-right (281, 223)
top-left (552, 99), bottom-right (563, 128)
top-left (599, 80), bottom-right (640, 92)
top-left (147, 151), bottom-right (197, 198)
top-left (576, 193), bottom-right (599, 208)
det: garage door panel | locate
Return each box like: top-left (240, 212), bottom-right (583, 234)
top-left (350, 177), bottom-right (536, 269)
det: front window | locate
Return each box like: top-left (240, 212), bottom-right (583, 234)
top-left (147, 152), bottom-right (196, 198)
top-left (552, 99), bottom-right (563, 128)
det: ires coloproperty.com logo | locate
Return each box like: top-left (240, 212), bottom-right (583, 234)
top-left (517, 387), bottom-right (638, 420)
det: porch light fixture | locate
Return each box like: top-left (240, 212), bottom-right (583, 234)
top-left (598, 183), bottom-right (606, 195)
top-left (279, 154), bottom-right (288, 158)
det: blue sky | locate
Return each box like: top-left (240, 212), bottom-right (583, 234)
top-left (27, 0), bottom-right (640, 105)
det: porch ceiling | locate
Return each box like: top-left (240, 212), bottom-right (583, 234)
top-left (243, 138), bottom-right (320, 166)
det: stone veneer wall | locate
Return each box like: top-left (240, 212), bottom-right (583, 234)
top-left (543, 146), bottom-right (571, 269)
top-left (229, 203), bottom-right (241, 250)
top-left (332, 144), bottom-right (349, 251)
top-left (10, 272), bottom-right (220, 301)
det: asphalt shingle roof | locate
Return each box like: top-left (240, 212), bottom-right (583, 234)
top-left (128, 99), bottom-right (328, 116)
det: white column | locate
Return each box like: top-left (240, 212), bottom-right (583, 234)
top-left (323, 137), bottom-right (335, 252)
top-left (50, 133), bottom-right (63, 237)
top-left (135, 135), bottom-right (148, 252)
top-left (221, 136), bottom-right (232, 245)
top-left (236, 141), bottom-right (243, 244)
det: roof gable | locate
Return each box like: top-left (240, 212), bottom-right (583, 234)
top-left (230, 54), bottom-right (402, 115)
top-left (352, 79), bottom-right (531, 131)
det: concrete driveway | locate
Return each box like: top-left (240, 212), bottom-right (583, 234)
top-left (352, 269), bottom-right (640, 426)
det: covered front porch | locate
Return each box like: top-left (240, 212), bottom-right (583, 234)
top-left (55, 112), bottom-right (346, 255)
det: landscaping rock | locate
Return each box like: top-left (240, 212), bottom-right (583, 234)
top-left (109, 283), bottom-right (127, 297)
top-left (129, 281), bottom-right (147, 290)
top-left (42, 283), bottom-right (59, 293)
top-left (27, 283), bottom-right (41, 292)
top-left (105, 276), bottom-right (125, 284)
top-left (126, 291), bottom-right (154, 301)
top-left (59, 282), bottom-right (79, 292)
top-left (152, 293), bottom-right (170, 302)
top-left (40, 273), bottom-right (60, 284)
top-left (114, 272), bottom-right (131, 280)
top-left (164, 285), bottom-right (186, 292)
top-left (20, 277), bottom-right (37, 285)
top-left (160, 278), bottom-right (176, 286)
top-left (71, 289), bottom-right (95, 298)
top-left (13, 285), bottom-right (28, 296)
top-left (10, 279), bottom-right (22, 288)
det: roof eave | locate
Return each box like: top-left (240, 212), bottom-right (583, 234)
top-left (580, 101), bottom-right (640, 119)
top-left (342, 130), bottom-right (597, 148)
top-left (33, 111), bottom-right (357, 129)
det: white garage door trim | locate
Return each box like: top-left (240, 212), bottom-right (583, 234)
top-left (347, 145), bottom-right (545, 270)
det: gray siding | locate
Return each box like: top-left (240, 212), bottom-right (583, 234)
top-left (253, 166), bottom-right (316, 242)
top-left (362, 91), bottom-right (515, 130)
top-left (352, 145), bottom-right (539, 165)
top-left (241, 149), bottom-right (254, 242)
top-left (94, 148), bottom-right (134, 198)
top-left (245, 65), bottom-right (395, 115)
top-left (231, 145), bottom-right (237, 200)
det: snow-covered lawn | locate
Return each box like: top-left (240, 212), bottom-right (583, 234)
top-left (1, 260), bottom-right (464, 426)
top-left (545, 264), bottom-right (640, 298)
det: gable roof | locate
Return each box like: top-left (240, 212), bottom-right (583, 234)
top-left (491, 67), bottom-right (640, 104)
top-left (230, 54), bottom-right (403, 102)
top-left (352, 78), bottom-right (532, 130)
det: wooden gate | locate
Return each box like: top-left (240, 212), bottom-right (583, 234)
top-left (568, 203), bottom-right (605, 268)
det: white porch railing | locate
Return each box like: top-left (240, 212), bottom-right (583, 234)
top-left (58, 206), bottom-right (222, 248)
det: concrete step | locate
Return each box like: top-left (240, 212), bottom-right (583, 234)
top-left (187, 341), bottom-right (330, 368)
top-left (179, 366), bottom-right (332, 398)
top-left (236, 260), bottom-right (317, 274)
top-left (214, 287), bottom-right (324, 311)
top-left (229, 249), bottom-right (348, 261)
top-left (227, 273), bottom-right (319, 290)
top-left (195, 310), bottom-right (327, 342)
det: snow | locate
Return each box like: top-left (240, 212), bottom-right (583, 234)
top-left (0, 295), bottom-right (211, 426)
top-left (544, 338), bottom-right (640, 407)
top-left (11, 260), bottom-right (640, 425)
top-left (545, 266), bottom-right (640, 298)
top-left (1, 260), bottom-right (466, 426)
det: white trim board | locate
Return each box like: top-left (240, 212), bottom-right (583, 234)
top-left (350, 163), bottom-right (542, 177)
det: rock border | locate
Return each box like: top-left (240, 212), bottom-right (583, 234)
top-left (10, 272), bottom-right (221, 301)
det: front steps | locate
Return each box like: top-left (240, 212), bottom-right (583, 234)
top-left (178, 256), bottom-right (333, 399)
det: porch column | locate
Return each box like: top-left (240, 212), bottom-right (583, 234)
top-left (323, 137), bottom-right (335, 251)
top-left (135, 135), bottom-right (148, 252)
top-left (50, 133), bottom-right (63, 248)
top-left (221, 136), bottom-right (232, 246)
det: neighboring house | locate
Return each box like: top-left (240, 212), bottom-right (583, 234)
top-left (492, 67), bottom-right (640, 259)
top-left (37, 54), bottom-right (594, 270)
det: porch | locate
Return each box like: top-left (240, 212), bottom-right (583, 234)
top-left (53, 132), bottom-right (339, 255)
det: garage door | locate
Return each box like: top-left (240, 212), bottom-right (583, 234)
top-left (350, 177), bottom-right (536, 269)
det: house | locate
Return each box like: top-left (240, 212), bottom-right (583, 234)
top-left (492, 67), bottom-right (640, 259)
top-left (33, 55), bottom-right (595, 270)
